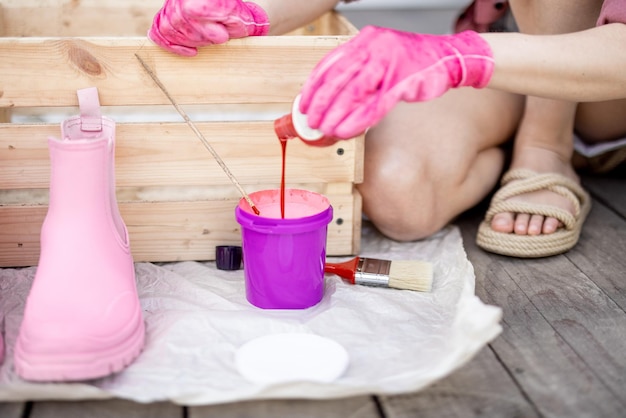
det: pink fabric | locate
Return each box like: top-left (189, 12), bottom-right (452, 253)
top-left (77, 87), bottom-right (103, 132)
top-left (455, 0), bottom-right (508, 33)
top-left (456, 0), bottom-right (626, 32)
top-left (148, 0), bottom-right (270, 56)
top-left (597, 0), bottom-right (626, 25)
top-left (299, 26), bottom-right (494, 139)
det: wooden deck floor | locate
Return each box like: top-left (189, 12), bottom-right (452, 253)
top-left (0, 172), bottom-right (624, 417)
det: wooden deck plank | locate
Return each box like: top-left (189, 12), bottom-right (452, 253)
top-left (29, 400), bottom-right (181, 418)
top-left (377, 347), bottom-right (539, 418)
top-left (0, 402), bottom-right (27, 418)
top-left (583, 173), bottom-right (626, 218)
top-left (189, 396), bottom-right (381, 418)
top-left (565, 199), bottom-right (626, 309)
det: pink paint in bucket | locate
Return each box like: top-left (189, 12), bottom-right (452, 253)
top-left (235, 188), bottom-right (333, 309)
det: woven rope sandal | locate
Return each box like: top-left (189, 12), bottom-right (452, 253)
top-left (476, 169), bottom-right (592, 258)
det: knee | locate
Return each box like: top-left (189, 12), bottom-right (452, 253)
top-left (366, 203), bottom-right (446, 242)
top-left (357, 172), bottom-right (448, 242)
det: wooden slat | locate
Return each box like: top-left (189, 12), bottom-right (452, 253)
top-left (0, 188), bottom-right (360, 267)
top-left (0, 36), bottom-right (352, 108)
top-left (0, 108), bottom-right (10, 123)
top-left (29, 399), bottom-right (181, 418)
top-left (0, 123), bottom-right (364, 190)
top-left (189, 396), bottom-right (380, 418)
top-left (0, 6), bottom-right (362, 268)
top-left (0, 4), bottom-right (5, 37)
top-left (583, 174), bottom-right (626, 219)
top-left (290, 11), bottom-right (359, 37)
top-left (0, 0), bottom-right (161, 37)
top-left (560, 193), bottom-right (626, 311)
top-left (0, 1), bottom-right (355, 38)
top-left (379, 347), bottom-right (538, 417)
top-left (0, 402), bottom-right (27, 418)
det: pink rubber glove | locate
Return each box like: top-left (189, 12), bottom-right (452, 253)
top-left (149, 0), bottom-right (270, 56)
top-left (300, 26), bottom-right (495, 139)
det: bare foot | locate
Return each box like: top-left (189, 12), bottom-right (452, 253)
top-left (490, 146), bottom-right (580, 235)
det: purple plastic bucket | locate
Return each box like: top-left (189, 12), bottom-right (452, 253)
top-left (235, 189), bottom-right (333, 309)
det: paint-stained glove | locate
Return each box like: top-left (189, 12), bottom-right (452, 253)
top-left (299, 26), bottom-right (494, 139)
top-left (148, 0), bottom-right (270, 57)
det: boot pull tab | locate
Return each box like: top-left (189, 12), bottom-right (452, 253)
top-left (77, 87), bottom-right (103, 132)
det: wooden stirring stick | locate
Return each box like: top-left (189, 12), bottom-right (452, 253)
top-left (135, 54), bottom-right (260, 215)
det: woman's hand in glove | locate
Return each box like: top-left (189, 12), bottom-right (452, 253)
top-left (300, 26), bottom-right (495, 139)
top-left (149, 0), bottom-right (270, 56)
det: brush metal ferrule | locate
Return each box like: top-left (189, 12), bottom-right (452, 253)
top-left (354, 258), bottom-right (391, 287)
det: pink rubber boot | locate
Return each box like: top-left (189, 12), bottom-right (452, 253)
top-left (14, 88), bottom-right (145, 381)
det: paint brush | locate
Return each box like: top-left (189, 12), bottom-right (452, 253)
top-left (324, 257), bottom-right (433, 292)
top-left (135, 53), bottom-right (260, 215)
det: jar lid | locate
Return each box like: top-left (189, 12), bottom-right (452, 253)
top-left (291, 94), bottom-right (325, 141)
top-left (216, 245), bottom-right (242, 270)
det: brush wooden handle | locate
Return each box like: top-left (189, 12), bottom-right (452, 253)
top-left (324, 257), bottom-right (360, 284)
top-left (326, 257), bottom-right (433, 292)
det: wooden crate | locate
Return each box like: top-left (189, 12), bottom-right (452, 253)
top-left (0, 0), bottom-right (363, 267)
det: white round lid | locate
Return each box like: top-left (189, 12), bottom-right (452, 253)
top-left (291, 95), bottom-right (325, 141)
top-left (235, 333), bottom-right (350, 385)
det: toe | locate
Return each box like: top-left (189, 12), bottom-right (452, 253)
top-left (514, 213), bottom-right (530, 235)
top-left (527, 214), bottom-right (544, 236)
top-left (491, 212), bottom-right (515, 233)
top-left (542, 217), bottom-right (561, 234)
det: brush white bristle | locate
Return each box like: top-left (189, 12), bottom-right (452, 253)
top-left (387, 260), bottom-right (433, 292)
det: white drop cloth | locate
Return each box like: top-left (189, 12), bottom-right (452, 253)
top-left (0, 222), bottom-right (501, 405)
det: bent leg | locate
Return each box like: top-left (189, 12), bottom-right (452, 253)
top-left (492, 97), bottom-right (581, 235)
top-left (358, 87), bottom-right (523, 241)
top-left (572, 99), bottom-right (626, 172)
top-left (489, 0), bottom-right (604, 236)
top-left (576, 99), bottom-right (626, 143)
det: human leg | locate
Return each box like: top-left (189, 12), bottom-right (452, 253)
top-left (574, 99), bottom-right (626, 172)
top-left (488, 0), bottom-right (603, 236)
top-left (490, 97), bottom-right (580, 235)
top-left (576, 99), bottom-right (626, 144)
top-left (358, 87), bottom-right (523, 241)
